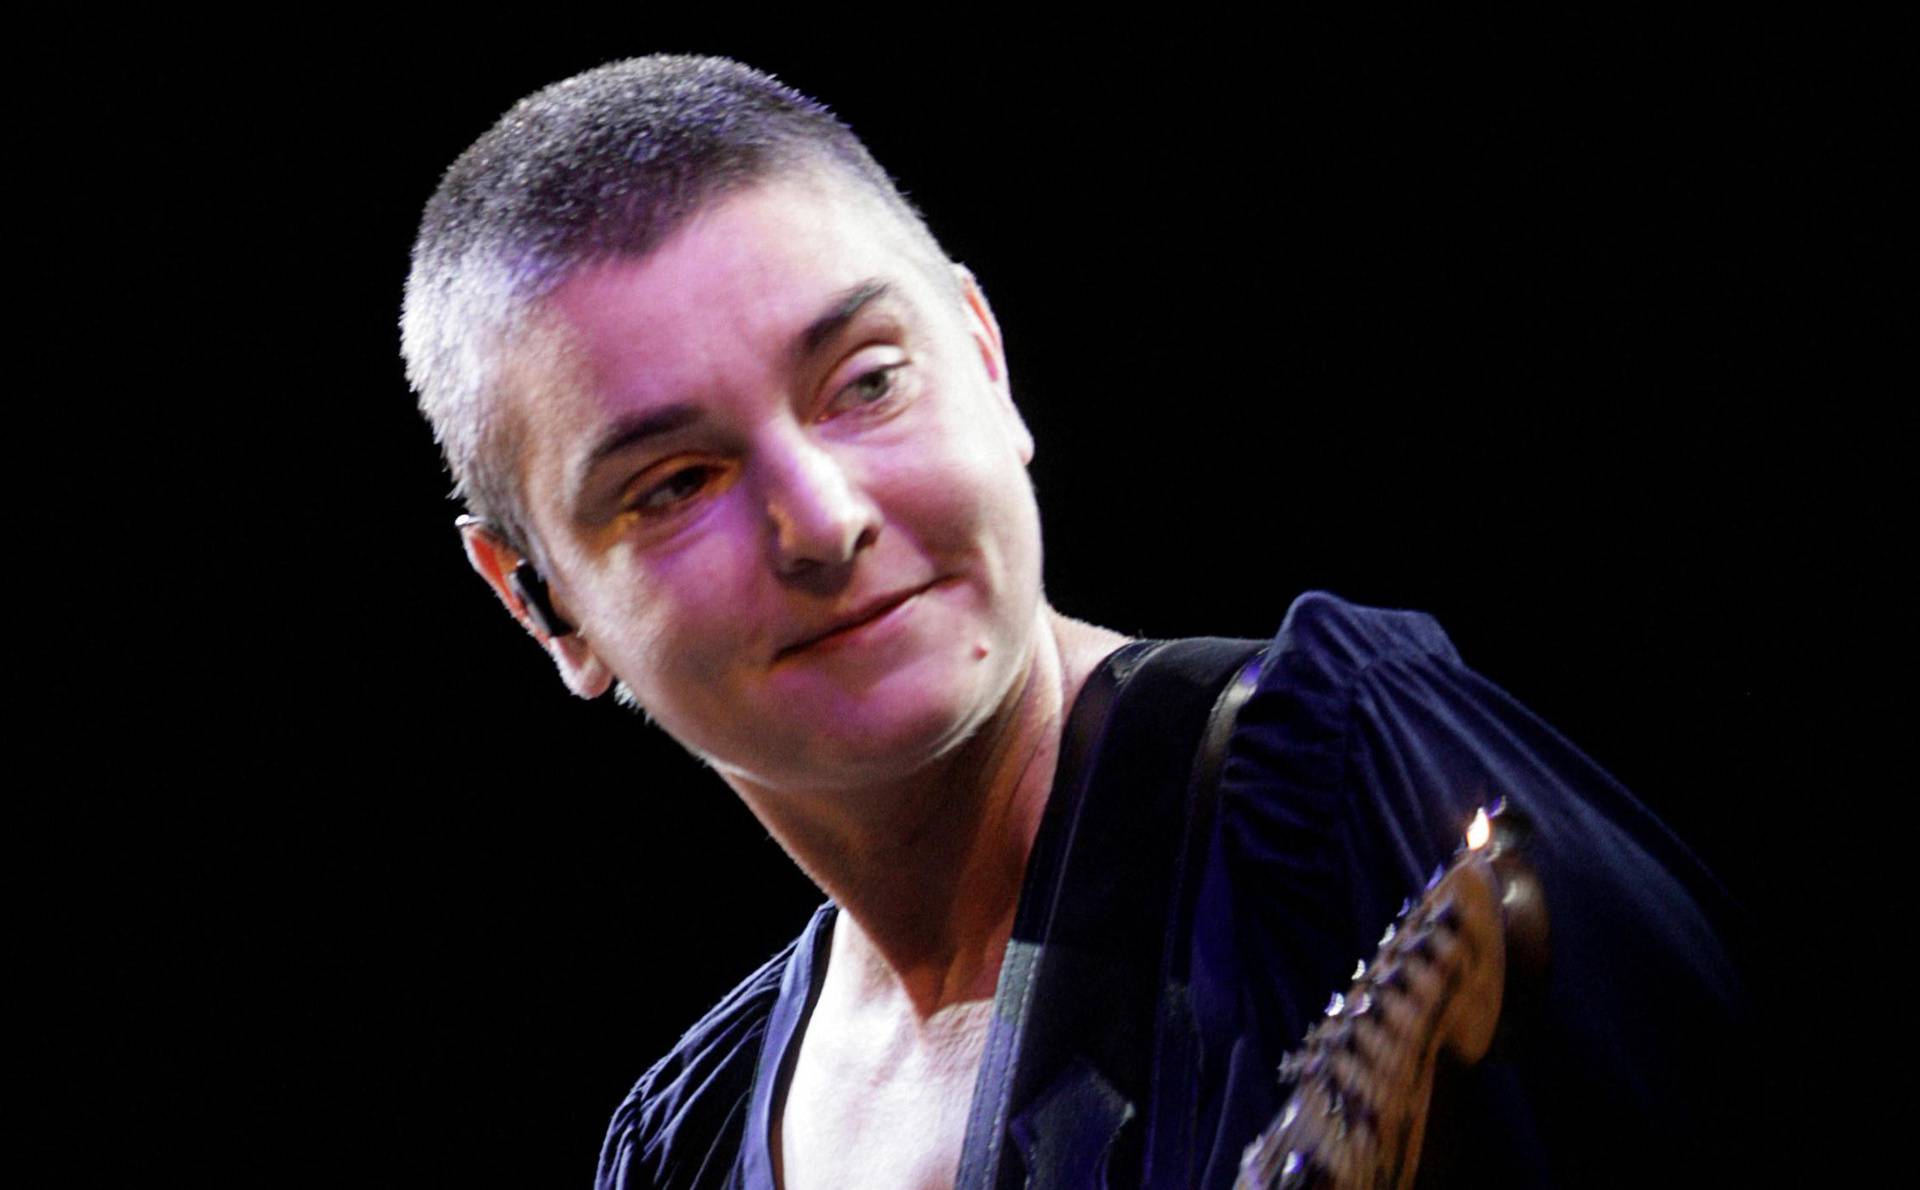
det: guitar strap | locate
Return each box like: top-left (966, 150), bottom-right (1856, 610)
top-left (955, 637), bottom-right (1265, 1190)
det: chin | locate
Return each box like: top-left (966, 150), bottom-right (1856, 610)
top-left (757, 661), bottom-right (1018, 790)
top-left (826, 694), bottom-right (994, 778)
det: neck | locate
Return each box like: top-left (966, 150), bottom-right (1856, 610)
top-left (730, 607), bottom-right (1127, 1021)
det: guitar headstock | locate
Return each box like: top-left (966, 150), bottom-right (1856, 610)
top-left (1237, 804), bottom-right (1548, 1190)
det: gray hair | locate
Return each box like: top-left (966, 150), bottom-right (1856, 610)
top-left (401, 55), bottom-right (948, 559)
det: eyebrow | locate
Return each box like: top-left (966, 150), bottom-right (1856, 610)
top-left (580, 402), bottom-right (705, 478)
top-left (799, 280), bottom-right (892, 357)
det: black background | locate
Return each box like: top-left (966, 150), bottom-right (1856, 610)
top-left (80, 17), bottom-right (1896, 1186)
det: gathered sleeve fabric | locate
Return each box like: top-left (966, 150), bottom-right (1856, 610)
top-left (594, 944), bottom-right (790, 1190)
top-left (1187, 592), bottom-right (1752, 1187)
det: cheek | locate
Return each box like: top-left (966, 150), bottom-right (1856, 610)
top-left (886, 430), bottom-right (1041, 584)
top-left (879, 449), bottom-right (989, 546)
top-left (584, 542), bottom-right (750, 681)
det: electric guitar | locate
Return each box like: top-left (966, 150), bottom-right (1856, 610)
top-left (1236, 803), bottom-right (1550, 1189)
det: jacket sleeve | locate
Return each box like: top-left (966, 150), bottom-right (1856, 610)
top-left (1202, 591), bottom-right (1755, 1186)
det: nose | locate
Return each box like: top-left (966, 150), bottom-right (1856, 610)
top-left (759, 433), bottom-right (881, 579)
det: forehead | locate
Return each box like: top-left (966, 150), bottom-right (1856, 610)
top-left (504, 175), bottom-right (955, 516)
top-left (547, 175), bottom-right (938, 375)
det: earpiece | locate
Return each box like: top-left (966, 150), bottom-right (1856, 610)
top-left (509, 561), bottom-right (576, 638)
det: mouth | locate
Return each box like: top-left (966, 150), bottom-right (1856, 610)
top-left (775, 581), bottom-right (939, 661)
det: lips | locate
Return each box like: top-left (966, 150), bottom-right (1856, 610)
top-left (775, 582), bottom-right (937, 660)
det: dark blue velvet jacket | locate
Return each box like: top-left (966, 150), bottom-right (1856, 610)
top-left (595, 593), bottom-right (1750, 1188)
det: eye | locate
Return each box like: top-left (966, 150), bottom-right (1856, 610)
top-left (822, 355), bottom-right (911, 419)
top-left (629, 464), bottom-right (717, 516)
top-left (826, 365), bottom-right (900, 414)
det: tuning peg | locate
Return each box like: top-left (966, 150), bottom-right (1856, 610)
top-left (1277, 1052), bottom-right (1305, 1085)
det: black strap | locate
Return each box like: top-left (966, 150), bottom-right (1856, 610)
top-left (956, 637), bottom-right (1264, 1190)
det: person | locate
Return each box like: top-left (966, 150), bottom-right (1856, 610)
top-left (403, 56), bottom-right (1751, 1189)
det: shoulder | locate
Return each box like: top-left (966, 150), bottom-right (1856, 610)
top-left (593, 938), bottom-right (795, 1190)
top-left (1211, 591), bottom-right (1480, 921)
top-left (1263, 589), bottom-right (1463, 681)
top-left (1227, 591), bottom-right (1471, 785)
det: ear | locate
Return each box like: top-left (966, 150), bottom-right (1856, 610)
top-left (458, 519), bottom-right (613, 700)
top-left (954, 264), bottom-right (1034, 465)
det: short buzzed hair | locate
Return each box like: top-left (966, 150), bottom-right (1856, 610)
top-left (402, 55), bottom-right (949, 558)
